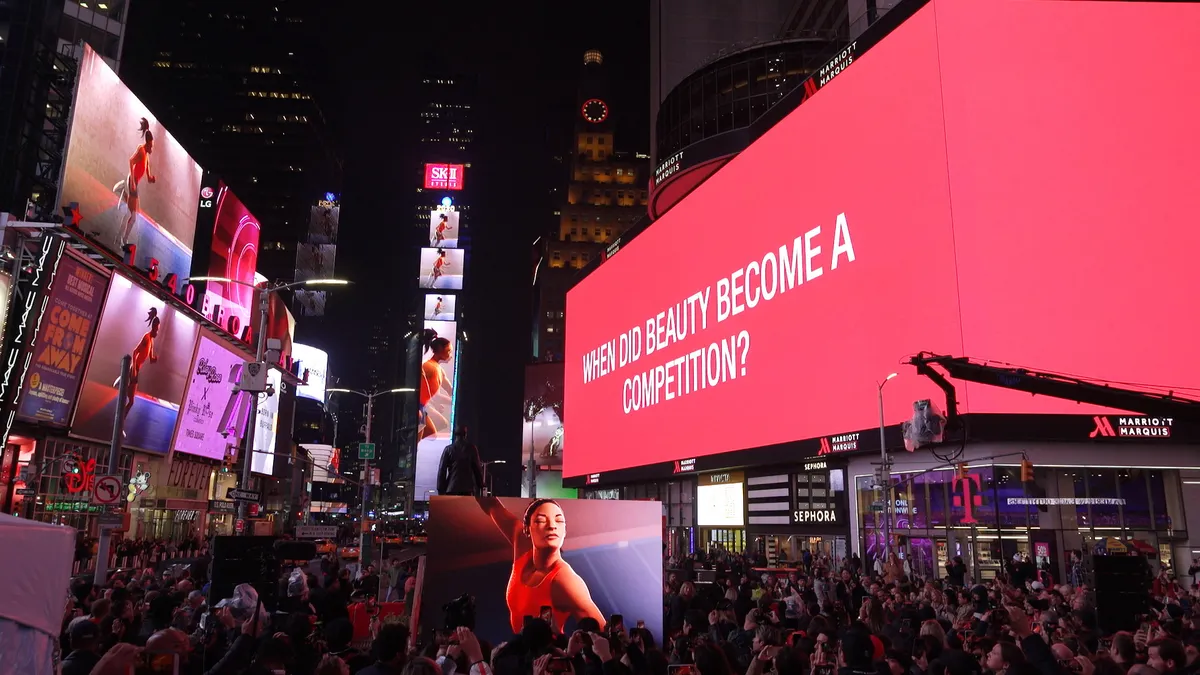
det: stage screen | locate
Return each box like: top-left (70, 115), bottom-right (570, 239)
top-left (428, 209), bottom-right (460, 248)
top-left (423, 496), bottom-right (662, 645)
top-left (423, 294), bottom-right (456, 321)
top-left (172, 334), bottom-right (248, 461)
top-left (564, 0), bottom-right (1200, 477)
top-left (308, 201), bottom-right (339, 244)
top-left (251, 368), bottom-right (281, 475)
top-left (292, 343), bottom-right (328, 402)
top-left (73, 274), bottom-right (200, 453)
top-left (295, 243), bottom-right (337, 282)
top-left (60, 44), bottom-right (203, 282)
top-left (200, 183), bottom-right (260, 336)
top-left (17, 255), bottom-right (108, 425)
top-left (523, 362), bottom-right (564, 470)
top-left (697, 482), bottom-right (744, 527)
top-left (414, 320), bottom-right (457, 500)
top-left (418, 248), bottom-right (464, 290)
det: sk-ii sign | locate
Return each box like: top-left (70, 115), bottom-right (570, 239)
top-left (424, 163), bottom-right (465, 191)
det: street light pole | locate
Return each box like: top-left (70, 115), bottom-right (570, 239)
top-left (878, 372), bottom-right (898, 562)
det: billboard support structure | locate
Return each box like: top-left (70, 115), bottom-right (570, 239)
top-left (94, 355), bottom-right (130, 585)
top-left (237, 287), bottom-right (270, 533)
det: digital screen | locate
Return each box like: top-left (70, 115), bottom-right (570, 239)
top-left (522, 362), bottom-right (564, 470)
top-left (293, 290), bottom-right (326, 317)
top-left (73, 274), bottom-right (200, 453)
top-left (251, 368), bottom-right (281, 475)
top-left (423, 163), bottom-right (465, 190)
top-left (292, 343), bottom-right (328, 402)
top-left (414, 320), bottom-right (457, 500)
top-left (199, 182), bottom-right (260, 337)
top-left (308, 201), bottom-right (339, 244)
top-left (304, 444), bottom-right (342, 484)
top-left (697, 483), bottom-right (744, 527)
top-left (428, 209), bottom-right (460, 248)
top-left (418, 248), bottom-right (464, 290)
top-left (294, 243), bottom-right (337, 282)
top-left (60, 44), bottom-right (202, 283)
top-left (563, 0), bottom-right (1200, 477)
top-left (172, 334), bottom-right (248, 461)
top-left (423, 294), bottom-right (456, 321)
top-left (17, 256), bottom-right (108, 425)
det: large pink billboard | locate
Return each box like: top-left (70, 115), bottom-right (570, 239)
top-left (200, 182), bottom-right (260, 337)
top-left (171, 334), bottom-right (249, 461)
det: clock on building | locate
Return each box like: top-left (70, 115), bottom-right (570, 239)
top-left (581, 98), bottom-right (609, 123)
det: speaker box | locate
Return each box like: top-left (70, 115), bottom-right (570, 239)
top-left (209, 536), bottom-right (281, 610)
top-left (1094, 555), bottom-right (1151, 635)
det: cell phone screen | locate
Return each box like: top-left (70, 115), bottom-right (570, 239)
top-left (610, 614), bottom-right (624, 629)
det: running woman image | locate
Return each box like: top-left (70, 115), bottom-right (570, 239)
top-left (419, 330), bottom-right (453, 441)
top-left (476, 497), bottom-right (605, 634)
top-left (427, 248), bottom-right (449, 287)
top-left (431, 213), bottom-right (450, 246)
top-left (433, 296), bottom-right (444, 317)
top-left (118, 308), bottom-right (161, 436)
top-left (112, 118), bottom-right (157, 248)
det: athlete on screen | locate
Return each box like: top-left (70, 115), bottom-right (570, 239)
top-left (476, 497), bottom-right (605, 635)
top-left (419, 330), bottom-right (453, 441)
top-left (113, 118), bottom-right (157, 248)
top-left (433, 296), bottom-right (444, 317)
top-left (427, 249), bottom-right (449, 286)
top-left (432, 213), bottom-right (450, 246)
top-left (117, 308), bottom-right (161, 437)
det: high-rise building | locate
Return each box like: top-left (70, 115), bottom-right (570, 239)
top-left (117, 1), bottom-right (342, 256)
top-left (532, 50), bottom-right (649, 362)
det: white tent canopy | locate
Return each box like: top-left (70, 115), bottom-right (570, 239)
top-left (0, 512), bottom-right (75, 636)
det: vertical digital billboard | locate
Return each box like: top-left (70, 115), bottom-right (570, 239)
top-left (304, 444), bottom-right (342, 484)
top-left (414, 320), bottom-right (457, 500)
top-left (292, 343), bottom-right (328, 402)
top-left (307, 196), bottom-right (339, 244)
top-left (423, 294), bottom-right (456, 321)
top-left (293, 290), bottom-right (326, 318)
top-left (171, 333), bottom-right (248, 461)
top-left (17, 255), bottom-right (109, 425)
top-left (428, 209), bottom-right (460, 248)
top-left (522, 362), bottom-right (565, 471)
top-left (251, 368), bottom-right (281, 475)
top-left (418, 248), bottom-right (464, 290)
top-left (423, 163), bottom-right (465, 190)
top-left (294, 243), bottom-right (337, 282)
top-left (60, 44), bottom-right (203, 282)
top-left (199, 182), bottom-right (260, 337)
top-left (72, 274), bottom-right (200, 453)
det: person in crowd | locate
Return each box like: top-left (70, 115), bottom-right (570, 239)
top-left (359, 623), bottom-right (412, 675)
top-left (61, 618), bottom-right (103, 675)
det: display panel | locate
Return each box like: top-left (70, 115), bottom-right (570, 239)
top-left (293, 290), bottom-right (326, 317)
top-left (73, 274), bottom-right (200, 453)
top-left (423, 163), bottom-right (465, 190)
top-left (251, 368), bottom-right (281, 475)
top-left (423, 294), bottom-right (456, 321)
top-left (199, 183), bottom-right (260, 336)
top-left (303, 444), bottom-right (342, 484)
top-left (414, 320), bottom-right (457, 500)
top-left (171, 334), bottom-right (248, 460)
top-left (564, 0), bottom-right (1200, 477)
top-left (418, 248), bottom-right (464, 290)
top-left (428, 209), bottom-right (460, 248)
top-left (292, 343), bottom-right (328, 402)
top-left (60, 45), bottom-right (203, 282)
top-left (17, 256), bottom-right (108, 425)
top-left (294, 243), bottom-right (336, 282)
top-left (423, 496), bottom-right (661, 645)
top-left (523, 362), bottom-right (564, 470)
top-left (307, 200), bottom-right (339, 244)
top-left (697, 483), bottom-right (745, 527)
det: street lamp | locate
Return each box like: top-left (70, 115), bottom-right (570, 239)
top-left (327, 387), bottom-right (414, 564)
top-left (186, 276), bottom-right (349, 533)
top-left (878, 372), bottom-right (898, 560)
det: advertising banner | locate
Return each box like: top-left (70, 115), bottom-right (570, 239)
top-left (423, 294), bottom-right (456, 321)
top-left (418, 248), bottom-right (464, 290)
top-left (523, 362), bottom-right (564, 470)
top-left (171, 334), bottom-right (248, 461)
top-left (292, 343), bottom-right (328, 402)
top-left (423, 163), bottom-right (465, 191)
top-left (428, 210), bottom-right (460, 248)
top-left (60, 44), bottom-right (203, 282)
top-left (294, 243), bottom-right (336, 282)
top-left (564, 0), bottom-right (1200, 477)
top-left (414, 320), bottom-right (457, 500)
top-left (250, 368), bottom-right (281, 475)
top-left (17, 255), bottom-right (108, 425)
top-left (294, 289), bottom-right (326, 317)
top-left (308, 200), bottom-right (339, 244)
top-left (72, 274), bottom-right (200, 453)
top-left (423, 496), bottom-right (662, 644)
top-left (199, 183), bottom-right (260, 337)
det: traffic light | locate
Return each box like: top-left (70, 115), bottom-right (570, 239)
top-left (956, 463), bottom-right (969, 480)
top-left (1021, 459), bottom-right (1034, 482)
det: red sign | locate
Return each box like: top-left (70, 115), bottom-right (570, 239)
top-left (563, 0), bottom-right (1200, 478)
top-left (952, 473), bottom-right (982, 525)
top-left (423, 164), bottom-right (465, 191)
top-left (63, 455), bottom-right (96, 494)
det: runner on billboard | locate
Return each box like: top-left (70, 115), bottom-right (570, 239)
top-left (112, 118), bottom-right (157, 247)
top-left (118, 308), bottom-right (161, 438)
top-left (434, 297), bottom-right (444, 317)
top-left (432, 213), bottom-right (450, 247)
top-left (476, 497), bottom-right (605, 634)
top-left (428, 249), bottom-right (449, 287)
top-left (419, 330), bottom-right (454, 441)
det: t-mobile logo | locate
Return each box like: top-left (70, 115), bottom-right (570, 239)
top-left (952, 473), bottom-right (982, 525)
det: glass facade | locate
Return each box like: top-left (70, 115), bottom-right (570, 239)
top-left (24, 437), bottom-right (132, 534)
top-left (857, 464), bottom-right (1188, 584)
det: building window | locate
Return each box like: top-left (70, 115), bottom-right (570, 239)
top-left (586, 136), bottom-right (593, 143)
top-left (616, 168), bottom-right (623, 175)
top-left (599, 137), bottom-right (606, 145)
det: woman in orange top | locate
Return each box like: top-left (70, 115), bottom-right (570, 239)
top-left (419, 332), bottom-right (453, 441)
top-left (477, 497), bottom-right (604, 635)
top-left (428, 249), bottom-right (448, 286)
top-left (120, 308), bottom-right (160, 434)
top-left (114, 118), bottom-right (157, 248)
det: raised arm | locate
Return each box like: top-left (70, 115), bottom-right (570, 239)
top-left (476, 496), bottom-right (520, 548)
top-left (552, 567), bottom-right (605, 628)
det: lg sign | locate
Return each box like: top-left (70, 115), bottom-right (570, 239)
top-left (424, 163), bottom-right (465, 191)
top-left (563, 0), bottom-right (1200, 478)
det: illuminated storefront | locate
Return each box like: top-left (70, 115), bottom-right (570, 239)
top-left (19, 437), bottom-right (133, 534)
top-left (747, 459), bottom-right (851, 565)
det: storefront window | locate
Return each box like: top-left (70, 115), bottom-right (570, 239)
top-left (927, 470), bottom-right (950, 527)
top-left (907, 473), bottom-right (930, 529)
top-left (1149, 471), bottom-right (1170, 530)
top-left (1119, 469), bottom-right (1153, 529)
top-left (954, 466), bottom-right (996, 528)
top-left (1087, 469), bottom-right (1121, 528)
top-left (1071, 470), bottom-right (1089, 527)
top-left (994, 466), bottom-right (1029, 528)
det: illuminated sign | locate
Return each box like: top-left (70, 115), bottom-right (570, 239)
top-left (424, 163), bottom-right (465, 191)
top-left (168, 457), bottom-right (211, 491)
top-left (792, 508), bottom-right (838, 524)
top-left (1088, 416), bottom-right (1173, 438)
top-left (802, 460), bottom-right (828, 472)
top-left (673, 458), bottom-right (696, 473)
top-left (174, 509), bottom-right (199, 522)
top-left (62, 454), bottom-right (96, 494)
top-left (586, 473), bottom-right (601, 485)
top-left (654, 151), bottom-right (683, 185)
top-left (1007, 497), bottom-right (1126, 506)
top-left (708, 473), bottom-right (732, 484)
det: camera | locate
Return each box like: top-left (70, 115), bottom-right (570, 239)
top-left (443, 593), bottom-right (476, 630)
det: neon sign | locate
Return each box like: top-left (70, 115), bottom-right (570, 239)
top-left (62, 454), bottom-right (97, 494)
top-left (424, 164), bottom-right (465, 190)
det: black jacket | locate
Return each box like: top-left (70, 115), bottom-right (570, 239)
top-left (437, 439), bottom-right (482, 495)
top-left (61, 649), bottom-right (100, 675)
